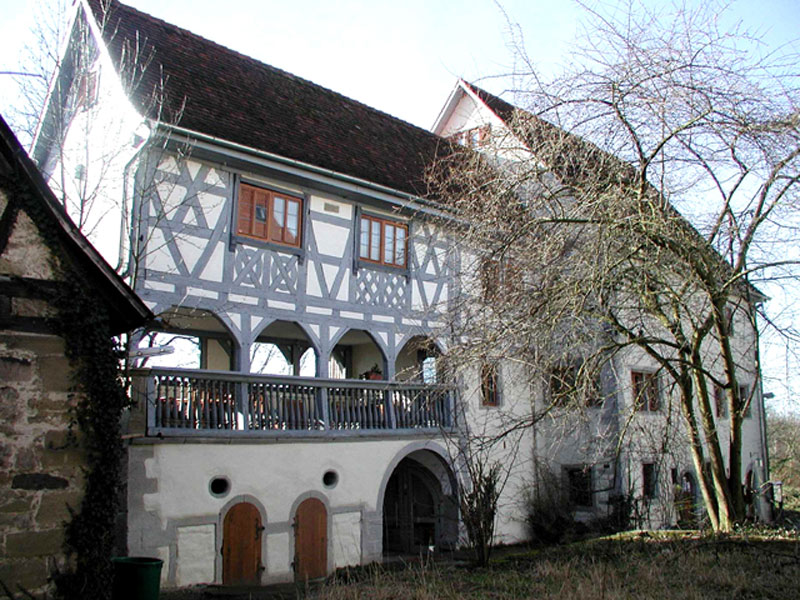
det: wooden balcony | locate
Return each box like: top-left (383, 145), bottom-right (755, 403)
top-left (129, 368), bottom-right (457, 438)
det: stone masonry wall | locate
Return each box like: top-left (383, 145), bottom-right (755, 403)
top-left (0, 332), bottom-right (85, 595)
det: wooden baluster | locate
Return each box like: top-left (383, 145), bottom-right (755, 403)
top-left (294, 384), bottom-right (302, 430)
top-left (289, 383), bottom-right (295, 429)
top-left (300, 385), bottom-right (307, 429)
top-left (306, 386), bottom-right (314, 429)
top-left (253, 384), bottom-right (261, 429)
top-left (272, 384), bottom-right (280, 429)
top-left (201, 380), bottom-right (209, 429)
top-left (349, 387), bottom-right (356, 429)
top-left (342, 388), bottom-right (352, 429)
top-left (226, 380), bottom-right (233, 429)
top-left (215, 380), bottom-right (223, 429)
top-left (330, 387), bottom-right (339, 429)
top-left (359, 388), bottom-right (366, 429)
top-left (274, 384), bottom-right (282, 429)
top-left (365, 388), bottom-right (373, 429)
top-left (155, 378), bottom-right (163, 428)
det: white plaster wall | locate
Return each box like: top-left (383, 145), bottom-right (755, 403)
top-left (312, 221), bottom-right (350, 258)
top-left (310, 195), bottom-right (353, 221)
top-left (176, 525), bottom-right (216, 586)
top-left (459, 360), bottom-right (536, 545)
top-left (332, 512), bottom-right (361, 568)
top-left (129, 438), bottom-right (452, 587)
top-left (265, 532), bottom-right (291, 582)
top-left (434, 90), bottom-right (530, 162)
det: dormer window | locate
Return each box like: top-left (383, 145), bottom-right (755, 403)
top-left (449, 125), bottom-right (490, 148)
top-left (237, 182), bottom-right (302, 248)
top-left (359, 214), bottom-right (407, 268)
top-left (74, 66), bottom-right (99, 111)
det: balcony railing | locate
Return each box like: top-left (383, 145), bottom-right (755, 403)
top-left (130, 368), bottom-right (457, 438)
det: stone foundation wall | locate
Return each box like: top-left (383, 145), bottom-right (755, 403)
top-left (0, 332), bottom-right (85, 595)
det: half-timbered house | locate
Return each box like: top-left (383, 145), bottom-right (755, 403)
top-left (28, 0), bottom-right (770, 590)
top-left (31, 0), bottom-right (469, 587)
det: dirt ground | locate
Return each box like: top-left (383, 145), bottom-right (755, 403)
top-left (160, 581), bottom-right (309, 599)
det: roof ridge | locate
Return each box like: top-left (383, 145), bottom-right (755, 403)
top-left (91, 0), bottom-right (441, 140)
top-left (462, 80), bottom-right (516, 113)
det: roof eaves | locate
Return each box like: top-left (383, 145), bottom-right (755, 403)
top-left (157, 122), bottom-right (454, 219)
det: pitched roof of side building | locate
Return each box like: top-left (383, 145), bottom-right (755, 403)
top-left (0, 114), bottom-right (153, 333)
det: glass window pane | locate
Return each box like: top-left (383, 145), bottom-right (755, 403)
top-left (395, 227), bottom-right (406, 266)
top-left (384, 224), bottom-right (395, 265)
top-left (360, 217), bottom-right (370, 258)
top-left (272, 196), bottom-right (285, 241)
top-left (370, 220), bottom-right (380, 260)
top-left (273, 196), bottom-right (285, 224)
top-left (286, 199), bottom-right (299, 240)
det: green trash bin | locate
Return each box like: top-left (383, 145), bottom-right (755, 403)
top-left (111, 556), bottom-right (163, 600)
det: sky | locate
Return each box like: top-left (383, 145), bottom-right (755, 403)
top-left (1, 0), bottom-right (799, 411)
top-left (2, 0), bottom-right (795, 130)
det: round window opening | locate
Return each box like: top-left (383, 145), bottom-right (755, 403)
top-left (323, 470), bottom-right (339, 488)
top-left (209, 477), bottom-right (230, 497)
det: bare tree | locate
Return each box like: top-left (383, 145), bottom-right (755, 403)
top-left (768, 412), bottom-right (800, 488)
top-left (4, 0), bottom-right (71, 148)
top-left (429, 0), bottom-right (799, 532)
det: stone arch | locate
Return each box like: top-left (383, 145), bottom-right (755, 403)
top-left (328, 328), bottom-right (389, 380)
top-left (377, 442), bottom-right (458, 555)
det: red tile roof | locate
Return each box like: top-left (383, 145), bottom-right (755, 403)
top-left (87, 0), bottom-right (451, 197)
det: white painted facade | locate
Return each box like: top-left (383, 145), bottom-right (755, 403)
top-left (433, 80), bottom-right (771, 529)
top-left (128, 439), bottom-right (458, 586)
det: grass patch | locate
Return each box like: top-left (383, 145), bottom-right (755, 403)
top-left (316, 532), bottom-right (800, 599)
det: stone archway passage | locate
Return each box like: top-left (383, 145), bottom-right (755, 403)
top-left (294, 498), bottom-right (328, 581)
top-left (222, 502), bottom-right (263, 585)
top-left (383, 456), bottom-right (453, 555)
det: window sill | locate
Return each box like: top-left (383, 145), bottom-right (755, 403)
top-left (355, 258), bottom-right (409, 277)
top-left (231, 234), bottom-right (305, 258)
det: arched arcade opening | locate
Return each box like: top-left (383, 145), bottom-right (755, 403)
top-left (251, 319), bottom-right (318, 376)
top-left (382, 449), bottom-right (458, 555)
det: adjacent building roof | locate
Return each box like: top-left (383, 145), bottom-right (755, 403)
top-left (459, 80), bottom-right (636, 186)
top-left (0, 114), bottom-right (153, 333)
top-left (448, 81), bottom-right (768, 301)
top-left (85, 0), bottom-right (452, 198)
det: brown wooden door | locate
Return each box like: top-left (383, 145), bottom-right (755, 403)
top-left (222, 502), bottom-right (263, 585)
top-left (294, 498), bottom-right (327, 580)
